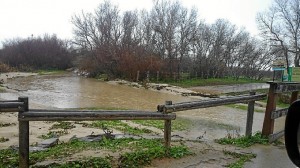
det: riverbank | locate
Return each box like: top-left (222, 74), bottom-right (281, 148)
top-left (108, 79), bottom-right (220, 98)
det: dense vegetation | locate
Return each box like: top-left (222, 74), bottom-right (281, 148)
top-left (0, 35), bottom-right (72, 71)
top-left (71, 0), bottom-right (272, 81)
top-left (1, 0), bottom-right (299, 82)
top-left (0, 138), bottom-right (191, 167)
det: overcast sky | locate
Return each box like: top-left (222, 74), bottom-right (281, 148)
top-left (0, 0), bottom-right (272, 44)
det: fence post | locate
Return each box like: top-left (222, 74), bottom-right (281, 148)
top-left (290, 91), bottom-right (299, 104)
top-left (262, 82), bottom-right (277, 136)
top-left (245, 91), bottom-right (255, 136)
top-left (18, 97), bottom-right (29, 168)
top-left (136, 71), bottom-right (140, 82)
top-left (164, 101), bottom-right (172, 155)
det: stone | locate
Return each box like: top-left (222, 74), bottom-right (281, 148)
top-left (39, 138), bottom-right (59, 148)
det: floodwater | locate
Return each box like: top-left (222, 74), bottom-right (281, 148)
top-left (1, 73), bottom-right (192, 110)
top-left (0, 73), bottom-right (285, 139)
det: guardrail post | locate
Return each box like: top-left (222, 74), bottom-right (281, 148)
top-left (164, 101), bottom-right (172, 155)
top-left (18, 97), bottom-right (29, 168)
top-left (290, 91), bottom-right (299, 104)
top-left (262, 82), bottom-right (277, 136)
top-left (245, 91), bottom-right (255, 136)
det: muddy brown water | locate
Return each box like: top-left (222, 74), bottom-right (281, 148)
top-left (0, 73), bottom-right (285, 139)
top-left (1, 73), bottom-right (192, 110)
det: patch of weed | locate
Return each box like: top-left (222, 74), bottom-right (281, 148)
top-left (223, 150), bottom-right (256, 168)
top-left (163, 77), bottom-right (265, 88)
top-left (226, 104), bottom-right (264, 113)
top-left (119, 142), bottom-right (192, 167)
top-left (0, 138), bottom-right (192, 167)
top-left (132, 118), bottom-right (189, 131)
top-left (83, 120), bottom-right (153, 135)
top-left (0, 137), bottom-right (9, 142)
top-left (50, 122), bottom-right (75, 130)
top-left (0, 122), bottom-right (16, 127)
top-left (38, 130), bottom-right (69, 139)
top-left (37, 70), bottom-right (65, 75)
top-left (215, 132), bottom-right (268, 148)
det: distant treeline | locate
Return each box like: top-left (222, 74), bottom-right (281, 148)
top-left (1, 0), bottom-right (289, 81)
top-left (0, 35), bottom-right (72, 71)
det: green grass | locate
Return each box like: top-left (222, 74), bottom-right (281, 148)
top-left (215, 132), bottom-right (269, 148)
top-left (0, 138), bottom-right (192, 167)
top-left (223, 150), bottom-right (256, 168)
top-left (82, 120), bottom-right (154, 135)
top-left (82, 119), bottom-right (191, 135)
top-left (38, 130), bottom-right (69, 139)
top-left (37, 70), bottom-right (66, 75)
top-left (161, 77), bottom-right (265, 88)
top-left (132, 118), bottom-right (190, 131)
top-left (292, 67), bottom-right (300, 82)
top-left (226, 104), bottom-right (264, 113)
top-left (225, 88), bottom-right (269, 96)
top-left (50, 122), bottom-right (75, 130)
top-left (260, 98), bottom-right (290, 109)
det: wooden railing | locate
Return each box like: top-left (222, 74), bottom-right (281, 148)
top-left (1, 92), bottom-right (268, 168)
top-left (262, 81), bottom-right (300, 142)
top-left (0, 97), bottom-right (175, 168)
top-left (157, 92), bottom-right (267, 136)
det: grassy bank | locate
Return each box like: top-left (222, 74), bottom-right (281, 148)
top-left (36, 69), bottom-right (66, 75)
top-left (0, 138), bottom-right (192, 167)
top-left (162, 77), bottom-right (265, 88)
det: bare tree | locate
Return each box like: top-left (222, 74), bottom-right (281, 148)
top-left (257, 0), bottom-right (300, 70)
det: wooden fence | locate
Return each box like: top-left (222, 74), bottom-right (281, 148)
top-left (157, 92), bottom-right (267, 137)
top-left (262, 81), bottom-right (300, 142)
top-left (1, 92), bottom-right (267, 168)
top-left (0, 97), bottom-right (175, 168)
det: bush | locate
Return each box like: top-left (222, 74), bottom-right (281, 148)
top-left (1, 35), bottom-right (72, 71)
top-left (0, 63), bottom-right (13, 72)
